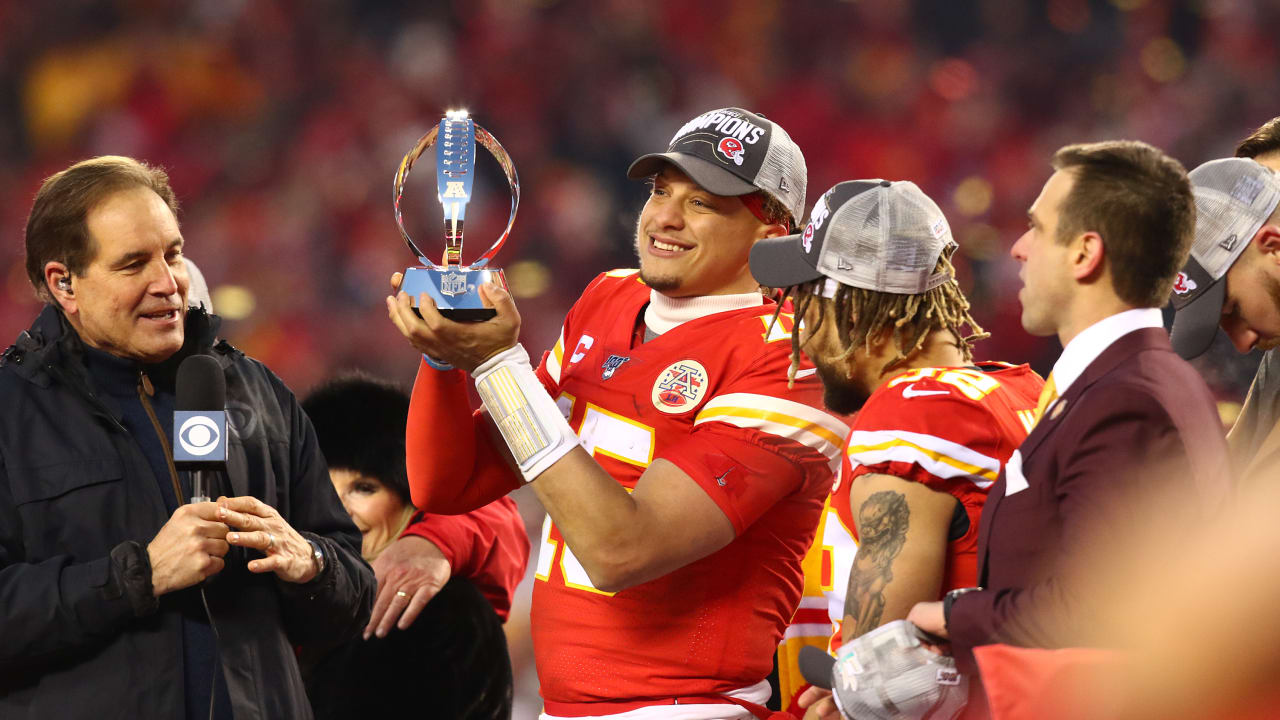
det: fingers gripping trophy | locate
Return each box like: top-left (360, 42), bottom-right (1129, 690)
top-left (393, 109), bottom-right (519, 322)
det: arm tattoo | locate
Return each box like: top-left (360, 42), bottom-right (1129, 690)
top-left (844, 490), bottom-right (910, 637)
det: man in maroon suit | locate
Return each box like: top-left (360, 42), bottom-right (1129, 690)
top-left (907, 141), bottom-right (1231, 716)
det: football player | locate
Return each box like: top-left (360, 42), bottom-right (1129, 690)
top-left (749, 180), bottom-right (1044, 719)
top-left (387, 108), bottom-right (849, 719)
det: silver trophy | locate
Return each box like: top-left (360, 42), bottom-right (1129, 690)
top-left (394, 109), bottom-right (519, 321)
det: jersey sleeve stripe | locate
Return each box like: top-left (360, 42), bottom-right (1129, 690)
top-left (797, 595), bottom-right (829, 611)
top-left (783, 623), bottom-right (836, 641)
top-left (845, 429), bottom-right (1001, 487)
top-left (700, 394), bottom-right (849, 444)
top-left (695, 396), bottom-right (848, 462)
top-left (546, 333), bottom-right (565, 384)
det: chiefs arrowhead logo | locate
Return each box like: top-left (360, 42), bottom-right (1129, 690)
top-left (1172, 271), bottom-right (1197, 295)
top-left (717, 137), bottom-right (745, 166)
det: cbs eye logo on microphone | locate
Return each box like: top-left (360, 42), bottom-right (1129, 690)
top-left (174, 410), bottom-right (227, 464)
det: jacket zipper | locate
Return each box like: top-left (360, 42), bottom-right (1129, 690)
top-left (137, 370), bottom-right (186, 505)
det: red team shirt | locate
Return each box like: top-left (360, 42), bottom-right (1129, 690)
top-left (399, 497), bottom-right (530, 622)
top-left (826, 362), bottom-right (1043, 650)
top-left (530, 271), bottom-right (849, 712)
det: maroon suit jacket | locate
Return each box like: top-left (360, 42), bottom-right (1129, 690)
top-left (949, 328), bottom-right (1230, 672)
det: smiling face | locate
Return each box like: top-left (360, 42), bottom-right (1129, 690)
top-left (55, 186), bottom-right (190, 363)
top-left (1010, 169), bottom-right (1078, 338)
top-left (330, 468), bottom-right (408, 558)
top-left (635, 166), bottom-right (778, 298)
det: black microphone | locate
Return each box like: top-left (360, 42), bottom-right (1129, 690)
top-left (174, 355), bottom-right (227, 503)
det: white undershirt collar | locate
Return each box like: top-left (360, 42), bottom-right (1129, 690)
top-left (643, 290), bottom-right (763, 336)
top-left (1051, 307), bottom-right (1164, 394)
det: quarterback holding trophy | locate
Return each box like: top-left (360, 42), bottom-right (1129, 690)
top-left (388, 107), bottom-right (847, 719)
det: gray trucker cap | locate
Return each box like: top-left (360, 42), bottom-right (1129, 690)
top-left (749, 179), bottom-right (956, 293)
top-left (1170, 157), bottom-right (1280, 359)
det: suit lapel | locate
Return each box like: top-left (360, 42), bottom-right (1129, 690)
top-left (1017, 328), bottom-right (1172, 462)
top-left (978, 327), bottom-right (1174, 584)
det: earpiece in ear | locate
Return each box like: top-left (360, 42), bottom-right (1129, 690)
top-left (58, 278), bottom-right (72, 294)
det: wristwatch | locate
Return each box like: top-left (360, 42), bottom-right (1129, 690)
top-left (943, 587), bottom-right (981, 632)
top-left (305, 538), bottom-right (326, 577)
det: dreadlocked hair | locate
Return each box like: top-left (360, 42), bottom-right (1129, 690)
top-left (772, 252), bottom-right (989, 383)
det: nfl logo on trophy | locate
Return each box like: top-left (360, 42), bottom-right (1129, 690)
top-left (440, 272), bottom-right (468, 297)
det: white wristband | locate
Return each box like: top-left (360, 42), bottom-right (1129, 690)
top-left (472, 344), bottom-right (580, 483)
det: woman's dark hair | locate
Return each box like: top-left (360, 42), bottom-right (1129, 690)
top-left (302, 372), bottom-right (412, 507)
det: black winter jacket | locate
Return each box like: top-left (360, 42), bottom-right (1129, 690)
top-left (0, 306), bottom-right (375, 719)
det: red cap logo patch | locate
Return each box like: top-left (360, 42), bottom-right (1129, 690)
top-left (1172, 271), bottom-right (1197, 295)
top-left (717, 137), bottom-right (745, 166)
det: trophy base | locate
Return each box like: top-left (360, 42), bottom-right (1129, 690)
top-left (436, 307), bottom-right (497, 322)
top-left (401, 266), bottom-right (506, 323)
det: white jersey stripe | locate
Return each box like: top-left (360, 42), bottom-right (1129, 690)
top-left (697, 411), bottom-right (843, 467)
top-left (796, 595), bottom-right (828, 611)
top-left (545, 332), bottom-right (565, 384)
top-left (845, 428), bottom-right (1001, 487)
top-left (695, 397), bottom-right (848, 464)
top-left (699, 394), bottom-right (848, 444)
top-left (783, 623), bottom-right (836, 641)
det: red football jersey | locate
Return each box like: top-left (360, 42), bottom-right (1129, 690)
top-left (827, 362), bottom-right (1043, 648)
top-left (531, 270), bottom-right (849, 707)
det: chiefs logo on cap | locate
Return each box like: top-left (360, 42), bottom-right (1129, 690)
top-left (1172, 271), bottom-right (1197, 295)
top-left (717, 137), bottom-right (745, 166)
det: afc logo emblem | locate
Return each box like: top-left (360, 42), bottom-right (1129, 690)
top-left (1172, 271), bottom-right (1197, 295)
top-left (439, 272), bottom-right (468, 296)
top-left (651, 360), bottom-right (710, 414)
top-left (717, 137), bottom-right (745, 166)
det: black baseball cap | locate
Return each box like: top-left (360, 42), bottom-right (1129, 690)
top-left (627, 107), bottom-right (807, 224)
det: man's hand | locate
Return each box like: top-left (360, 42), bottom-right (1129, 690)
top-left (364, 535), bottom-right (452, 640)
top-left (147, 502), bottom-right (230, 596)
top-left (219, 496), bottom-right (320, 584)
top-left (384, 273), bottom-right (521, 373)
top-left (907, 601), bottom-right (949, 654)
top-left (798, 685), bottom-right (842, 720)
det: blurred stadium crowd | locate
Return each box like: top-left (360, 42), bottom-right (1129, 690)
top-left (2, 0), bottom-right (1277, 400)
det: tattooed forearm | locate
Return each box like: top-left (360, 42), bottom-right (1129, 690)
top-left (844, 490), bottom-right (910, 637)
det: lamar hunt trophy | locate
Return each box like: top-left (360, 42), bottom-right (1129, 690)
top-left (394, 109), bottom-right (519, 321)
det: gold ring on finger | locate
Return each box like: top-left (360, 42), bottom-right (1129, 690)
top-left (395, 590), bottom-right (409, 599)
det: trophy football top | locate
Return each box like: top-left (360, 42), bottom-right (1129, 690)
top-left (393, 109), bottom-right (520, 271)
